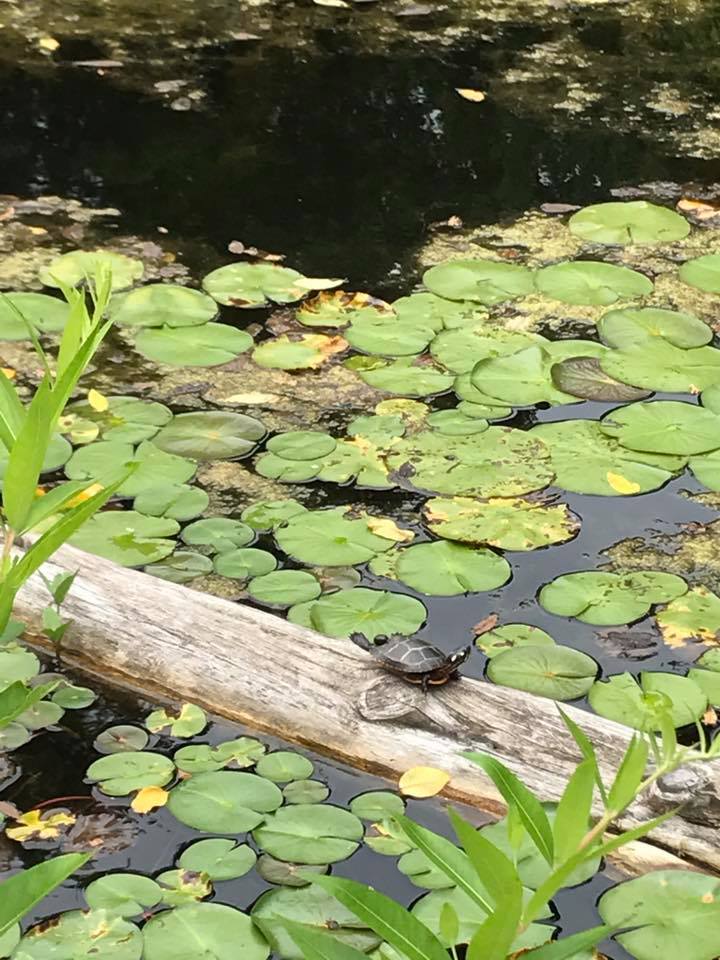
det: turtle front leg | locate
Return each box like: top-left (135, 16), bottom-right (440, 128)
top-left (421, 675), bottom-right (430, 694)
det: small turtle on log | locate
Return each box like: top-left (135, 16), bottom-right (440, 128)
top-left (350, 633), bottom-right (471, 691)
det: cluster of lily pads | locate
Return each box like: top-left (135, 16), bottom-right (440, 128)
top-left (3, 699), bottom-right (716, 960)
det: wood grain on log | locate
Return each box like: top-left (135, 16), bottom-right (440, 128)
top-left (14, 544), bottom-right (720, 875)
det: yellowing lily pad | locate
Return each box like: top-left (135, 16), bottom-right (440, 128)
top-left (656, 586), bottom-right (720, 648)
top-left (253, 334), bottom-right (347, 369)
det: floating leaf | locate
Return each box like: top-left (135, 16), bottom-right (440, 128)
top-left (109, 285), bottom-right (217, 327)
top-left (145, 703), bottom-right (207, 737)
top-left (6, 809), bottom-right (75, 842)
top-left (135, 323), bottom-right (253, 367)
top-left (0, 433), bottom-right (72, 478)
top-left (16, 910), bottom-right (142, 960)
top-left (599, 400), bottom-right (720, 455)
top-left (431, 325), bottom-right (543, 375)
top-left (167, 771), bottom-right (283, 832)
top-left (350, 791), bottom-right (405, 821)
top-left (475, 623), bottom-right (556, 658)
top-left (424, 496), bottom-right (580, 551)
top-left (40, 250), bottom-right (143, 290)
top-left (455, 88), bottom-right (486, 102)
top-left (536, 261), bottom-right (653, 305)
top-left (174, 737), bottom-right (266, 774)
top-left (52, 683), bottom-right (96, 709)
top-left (588, 671), bottom-right (707, 730)
top-left (202, 262), bottom-right (305, 307)
top-left (253, 804), bottom-right (363, 864)
top-left (399, 766), bottom-right (450, 798)
top-left (65, 395), bottom-right (173, 444)
top-left (691, 449), bottom-right (720, 490)
top-left (181, 517), bottom-right (254, 553)
top-left (345, 312), bottom-right (437, 357)
top-left (254, 334), bottom-right (347, 370)
top-left (241, 500), bottom-right (308, 531)
top-left (256, 751), bottom-right (314, 783)
top-left (134, 484), bottom-right (209, 522)
top-left (487, 645), bottom-right (598, 701)
top-left (85, 874), bottom-right (162, 916)
top-left (539, 570), bottom-right (687, 626)
top-left (394, 292), bottom-right (486, 330)
top-left (256, 856), bottom-right (329, 887)
top-left (65, 438), bottom-right (195, 497)
top-left (70, 511), bottom-right (179, 567)
top-left (397, 848), bottom-right (454, 890)
top-left (153, 411), bottom-right (266, 460)
top-left (214, 548), bottom-right (277, 579)
top-left (143, 903), bottom-right (269, 960)
top-left (365, 517), bottom-right (414, 543)
top-left (473, 343), bottom-right (603, 406)
top-left (351, 357), bottom-right (455, 396)
top-left (656, 586), bottom-right (720, 648)
top-left (130, 786), bottom-right (169, 814)
top-left (94, 725), bottom-right (149, 754)
top-left (283, 781), bottom-right (330, 805)
top-left (157, 869), bottom-right (212, 907)
top-left (307, 588), bottom-right (427, 642)
top-left (86, 751), bottom-right (175, 796)
top-left (597, 306), bottom-right (712, 350)
top-left (179, 839), bottom-right (256, 881)
top-left (679, 253), bottom-right (720, 293)
top-left (0, 292), bottom-right (70, 339)
top-left (600, 339), bottom-right (720, 393)
top-left (425, 410), bottom-right (489, 436)
top-left (0, 647), bottom-right (40, 688)
top-left (423, 259), bottom-right (535, 305)
top-left (568, 201), bottom-right (690, 244)
top-left (275, 508), bottom-right (395, 566)
top-left (297, 291), bottom-right (391, 328)
top-left (380, 541), bottom-right (510, 596)
top-left (248, 570), bottom-right (322, 606)
top-left (267, 432), bottom-right (337, 461)
top-left (550, 356), bottom-right (651, 402)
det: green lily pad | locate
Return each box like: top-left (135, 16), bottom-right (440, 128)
top-left (253, 804), bottom-right (363, 864)
top-left (679, 253), bottom-right (720, 293)
top-left (64, 395), bottom-right (173, 444)
top-left (600, 401), bottom-right (720, 455)
top-left (17, 700), bottom-right (64, 730)
top-left (52, 683), bottom-right (96, 709)
top-left (423, 259), bottom-right (535, 305)
top-left (143, 903), bottom-right (269, 960)
top-left (314, 566), bottom-right (362, 593)
top-left (598, 307), bottom-right (712, 350)
top-left (85, 874), bottom-right (162, 916)
top-left (174, 737), bottom-right (266, 774)
top-left (424, 410), bottom-right (489, 436)
top-left (0, 647), bottom-right (40, 689)
top-left (475, 623), bottom-right (556, 657)
top-left (109, 284), bottom-right (217, 327)
top-left (701, 384), bottom-right (720, 415)
top-left (473, 343), bottom-right (602, 406)
top-left (40, 250), bottom-right (144, 291)
top-left (424, 496), bottom-right (580, 551)
top-left (0, 924), bottom-right (19, 958)
top-left (351, 357), bottom-right (455, 397)
top-left (348, 413), bottom-right (406, 443)
top-left (70, 511), bottom-right (179, 567)
top-left (253, 334), bottom-right (346, 370)
top-left (697, 649), bottom-right (720, 672)
top-left (167, 771), bottom-right (283, 832)
top-left (394, 292), bottom-right (486, 329)
top-left (430, 325), bottom-right (542, 375)
top-left (252, 885), bottom-right (381, 959)
top-left (0, 292), bottom-right (70, 338)
top-left (691, 449), bottom-right (720, 490)
top-left (550, 356), bottom-right (652, 402)
top-left (214, 548), bottom-right (277, 579)
top-left (314, 439), bottom-right (392, 488)
top-left (384, 541), bottom-right (510, 596)
top-left (266, 432), bottom-right (337, 461)
top-left (134, 484), bottom-right (209, 522)
top-left (157, 869), bottom-right (212, 908)
top-left (16, 910), bottom-right (142, 960)
top-left (65, 439), bottom-right (196, 497)
top-left (283, 780), bottom-right (330, 804)
top-left (345, 312), bottom-right (436, 357)
top-left (153, 411), bottom-right (266, 460)
top-left (256, 751), bottom-right (314, 783)
top-left (203, 262), bottom-right (305, 307)
top-left (598, 869), bottom-right (720, 960)
top-left (589, 671), bottom-right (707, 730)
top-left (181, 517), bottom-right (254, 553)
top-left (255, 453), bottom-right (325, 482)
top-left (487, 645), bottom-right (598, 700)
top-left (248, 571), bottom-right (322, 606)
top-left (241, 500), bottom-right (308, 531)
top-left (454, 372), bottom-right (514, 409)
top-left (179, 839), bottom-right (257, 881)
top-left (536, 261), bottom-right (653, 305)
top-left (531, 420), bottom-right (685, 496)
top-left (656, 586), bottom-right (720, 648)
top-left (539, 570), bottom-right (686, 626)
top-left (256, 856), bottom-right (329, 887)
top-left (135, 323), bottom-right (253, 367)
top-left (600, 339), bottom-right (720, 393)
top-left (568, 201), bottom-right (690, 245)
top-left (398, 848), bottom-right (454, 889)
top-left (0, 722), bottom-right (30, 750)
top-left (688, 667), bottom-right (720, 705)
top-left (146, 703), bottom-right (207, 737)
top-left (93, 725), bottom-right (149, 754)
top-left (308, 588), bottom-right (427, 642)
top-left (349, 791), bottom-right (405, 821)
top-left (86, 751), bottom-right (175, 796)
top-left (275, 508), bottom-right (395, 566)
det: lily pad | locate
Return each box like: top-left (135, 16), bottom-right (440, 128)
top-left (691, 449), bottom-right (720, 490)
top-left (214, 548), bottom-right (277, 579)
top-left (0, 432), bottom-right (71, 478)
top-left (297, 291), bottom-right (391, 328)
top-left (398, 848), bottom-right (454, 889)
top-left (345, 312), bottom-right (436, 357)
top-left (40, 250), bottom-right (143, 291)
top-left (143, 903), bottom-right (269, 960)
top-left (0, 647), bottom-right (40, 688)
top-left (135, 323), bottom-right (253, 366)
top-left (16, 910), bottom-right (143, 960)
top-left (94, 725), bottom-right (149, 754)
top-left (253, 804), bottom-right (363, 864)
top-left (275, 508), bottom-right (395, 566)
top-left (253, 334), bottom-right (347, 370)
top-left (568, 201), bottom-right (690, 245)
top-left (241, 500), bottom-right (308, 531)
top-left (476, 623), bottom-right (556, 658)
top-left (256, 856), bottom-right (329, 888)
top-left (425, 410), bottom-right (489, 436)
top-left (472, 344), bottom-right (598, 406)
top-left (255, 453), bottom-right (326, 483)
top-left (65, 439), bottom-right (196, 497)
top-left (179, 839), bottom-right (257, 881)
top-left (598, 869), bottom-right (720, 960)
top-left (85, 874), bottom-right (162, 916)
top-left (550, 356), bottom-right (652, 402)
top-left (424, 496), bottom-right (580, 551)
top-left (384, 541), bottom-right (510, 596)
top-left (349, 791), bottom-right (405, 821)
top-left (348, 413), bottom-right (406, 444)
top-left (283, 781), bottom-right (330, 804)
top-left (539, 570), bottom-right (687, 626)
top-left (351, 357), bottom-right (455, 396)
top-left (256, 751), bottom-right (314, 783)
top-left (536, 261), bottom-right (653, 305)
top-left (679, 253), bottom-right (720, 293)
top-left (600, 339), bottom-right (720, 393)
top-left (487, 645), bottom-right (598, 700)
top-left (266, 432), bottom-right (337, 461)
top-left (167, 771), bottom-right (283, 832)
top-left (248, 571), bottom-right (322, 606)
top-left (146, 703), bottom-right (207, 737)
top-left (66, 395), bottom-right (173, 445)
top-left (70, 511), bottom-right (179, 567)
top-left (156, 870), bottom-right (212, 907)
top-left (430, 325), bottom-right (542, 375)
top-left (153, 411), bottom-right (266, 460)
top-left (108, 284), bottom-right (217, 327)
top-left (134, 484), bottom-right (209, 522)
top-left (454, 372), bottom-right (514, 410)
top-left (181, 517), bottom-right (254, 553)
top-left (308, 588), bottom-right (427, 641)
top-left (0, 292), bottom-right (70, 338)
top-left (394, 292), bottom-right (486, 329)
top-left (656, 586), bottom-right (720, 648)
top-left (600, 401), bottom-right (720, 456)
top-left (203, 262), bottom-right (305, 307)
top-left (588, 671), bottom-right (707, 730)
top-left (597, 307), bottom-right (712, 350)
top-left (174, 737), bottom-right (266, 774)
top-left (423, 259), bottom-right (535, 305)
top-left (86, 751), bottom-right (175, 796)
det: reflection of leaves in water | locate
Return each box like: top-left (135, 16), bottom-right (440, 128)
top-left (62, 811), bottom-right (138, 855)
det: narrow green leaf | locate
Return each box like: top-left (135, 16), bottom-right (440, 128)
top-left (448, 808), bottom-right (520, 906)
top-left (20, 481), bottom-right (95, 535)
top-left (522, 924), bottom-right (612, 960)
top-left (2, 379), bottom-right (53, 531)
top-left (607, 736), bottom-right (650, 814)
top-left (49, 571), bottom-right (76, 606)
top-left (307, 874), bottom-right (448, 960)
top-left (0, 371), bottom-right (26, 451)
top-left (557, 707), bottom-right (608, 807)
top-left (277, 920), bottom-right (369, 960)
top-left (48, 316), bottom-right (115, 426)
top-left (1, 293), bottom-right (52, 380)
top-left (463, 752), bottom-right (554, 865)
top-left (466, 886), bottom-right (522, 960)
top-left (438, 903), bottom-right (459, 948)
top-left (552, 759), bottom-right (595, 865)
top-left (658, 713), bottom-right (678, 763)
top-left (395, 814), bottom-right (493, 914)
top-left (0, 853), bottom-right (90, 937)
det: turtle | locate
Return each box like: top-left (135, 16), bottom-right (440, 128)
top-left (350, 632), bottom-right (472, 691)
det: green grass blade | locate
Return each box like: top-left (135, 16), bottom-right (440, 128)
top-left (552, 759), bottom-right (595, 865)
top-left (522, 924), bottom-right (612, 960)
top-left (0, 853), bottom-right (90, 937)
top-left (279, 920), bottom-right (370, 960)
top-left (2, 378), bottom-right (53, 532)
top-left (21, 481), bottom-right (99, 535)
top-left (0, 370), bottom-right (26, 451)
top-left (447, 808), bottom-right (520, 907)
top-left (0, 680), bottom-right (57, 729)
top-left (607, 736), bottom-right (650, 814)
top-left (557, 707), bottom-right (608, 807)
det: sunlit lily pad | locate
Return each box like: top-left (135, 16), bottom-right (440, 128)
top-left (539, 570), bottom-right (687, 625)
top-left (256, 856), bottom-right (328, 887)
top-left (146, 703), bottom-right (206, 737)
top-left (108, 284), bottom-right (217, 327)
top-left (253, 804), bottom-right (363, 864)
top-left (143, 903), bottom-right (269, 960)
top-left (350, 791), bottom-right (405, 821)
top-left (275, 508), bottom-right (395, 566)
top-left (348, 413), bottom-right (406, 443)
top-left (550, 356), bottom-right (652, 402)
top-left (70, 511), bottom-right (179, 567)
top-left (85, 874), bottom-right (162, 916)
top-left (350, 357), bottom-right (455, 396)
top-left (589, 671), bottom-right (707, 730)
top-left (255, 453), bottom-right (325, 482)
top-left (181, 517), bottom-right (254, 553)
top-left (600, 401), bottom-right (720, 456)
top-left (266, 432), bottom-right (337, 461)
top-left (425, 410), bottom-right (489, 436)
top-left (248, 570), bottom-right (321, 606)
top-left (65, 439), bottom-right (196, 497)
top-left (380, 541), bottom-right (510, 596)
top-left (430, 325), bottom-right (542, 374)
top-left (345, 312), bottom-right (437, 357)
top-left (475, 623), bottom-right (556, 657)
top-left (307, 587), bottom-right (427, 641)
top-left (16, 910), bottom-right (143, 960)
top-left (600, 339), bottom-right (720, 393)
top-left (297, 290), bottom-right (391, 328)
top-left (656, 586), bottom-right (720, 648)
top-left (679, 253), bottom-right (720, 293)
top-left (203, 262), bottom-right (305, 307)
top-left (174, 737), bottom-right (266, 774)
top-left (134, 484), bottom-right (208, 522)
top-left (253, 334), bottom-right (347, 369)
top-left (568, 201), bottom-right (690, 244)
top-left (65, 395), bottom-right (173, 444)
top-left (454, 372), bottom-right (513, 411)
top-left (488, 645), bottom-right (598, 700)
top-left (423, 259), bottom-right (535, 305)
top-left (156, 870), bottom-right (212, 908)
top-left (424, 496), bottom-right (580, 551)
top-left (536, 261), bottom-right (653, 305)
top-left (598, 307), bottom-right (712, 350)
top-left (153, 411), bottom-right (266, 460)
top-left (398, 848), bottom-right (454, 889)
top-left (241, 500), bottom-right (308, 531)
top-left (40, 250), bottom-right (144, 291)
top-left (692, 447), bottom-right (720, 488)
top-left (214, 548), bottom-right (277, 579)
top-left (179, 839), bottom-right (257, 881)
top-left (167, 771), bottom-right (283, 832)
top-left (135, 322), bottom-right (253, 367)
top-left (256, 751), bottom-right (314, 783)
top-left (86, 751), bottom-right (175, 796)
top-left (394, 292), bottom-right (487, 330)
top-left (0, 292), bottom-right (70, 339)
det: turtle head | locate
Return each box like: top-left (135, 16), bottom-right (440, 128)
top-left (448, 645), bottom-right (472, 667)
top-left (349, 632), bottom-right (372, 652)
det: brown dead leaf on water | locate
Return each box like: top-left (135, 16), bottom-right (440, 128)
top-left (677, 198), bottom-right (720, 221)
top-left (472, 613), bottom-right (499, 637)
top-left (366, 516), bottom-right (414, 543)
top-left (228, 239), bottom-right (285, 262)
top-left (455, 88), bottom-right (486, 103)
top-left (703, 707), bottom-right (718, 726)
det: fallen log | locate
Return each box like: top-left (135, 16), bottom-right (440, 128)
top-left (14, 543), bottom-right (720, 876)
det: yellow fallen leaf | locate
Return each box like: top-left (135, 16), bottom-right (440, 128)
top-left (313, 0), bottom-right (350, 7)
top-left (366, 517), bottom-right (414, 543)
top-left (37, 36), bottom-right (60, 52)
top-left (295, 277), bottom-right (346, 291)
top-left (131, 786), bottom-right (169, 814)
top-left (87, 388), bottom-right (109, 412)
top-left (219, 391), bottom-right (281, 405)
top-left (677, 198), bottom-right (720, 221)
top-left (7, 810), bottom-right (75, 842)
top-left (1, 368), bottom-right (16, 380)
top-left (455, 88), bottom-right (486, 102)
top-left (399, 766), bottom-right (450, 798)
top-left (606, 472), bottom-right (640, 495)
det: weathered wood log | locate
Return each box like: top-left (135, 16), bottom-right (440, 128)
top-left (14, 543), bottom-right (720, 875)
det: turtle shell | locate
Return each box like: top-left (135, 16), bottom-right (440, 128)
top-left (373, 635), bottom-right (447, 675)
